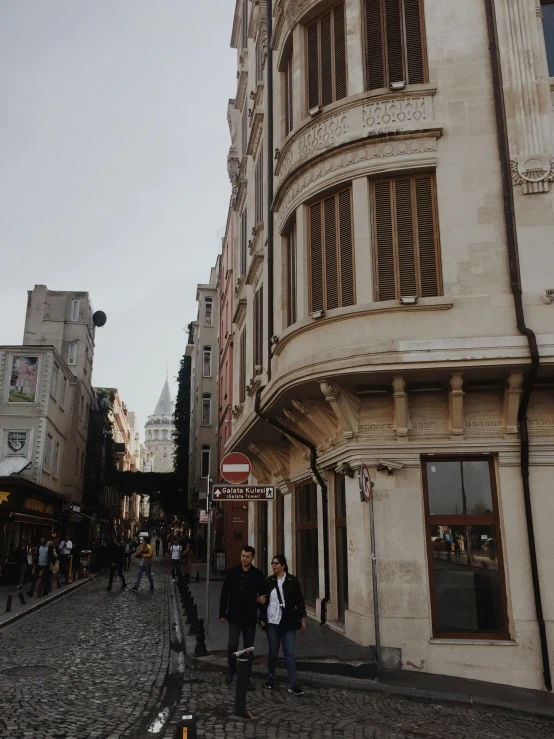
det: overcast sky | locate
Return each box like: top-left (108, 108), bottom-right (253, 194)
top-left (0, 1), bottom-right (236, 432)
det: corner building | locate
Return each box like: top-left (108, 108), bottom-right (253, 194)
top-left (224, 0), bottom-right (554, 690)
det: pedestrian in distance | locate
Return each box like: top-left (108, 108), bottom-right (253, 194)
top-left (27, 537), bottom-right (56, 597)
top-left (169, 537), bottom-right (182, 582)
top-left (123, 538), bottom-right (133, 570)
top-left (155, 537), bottom-right (161, 557)
top-left (219, 545), bottom-right (267, 691)
top-left (59, 535), bottom-right (73, 583)
top-left (130, 536), bottom-right (154, 592)
top-left (13, 539), bottom-right (30, 590)
top-left (106, 537), bottom-right (126, 590)
top-left (258, 554), bottom-right (306, 696)
top-left (181, 542), bottom-right (195, 579)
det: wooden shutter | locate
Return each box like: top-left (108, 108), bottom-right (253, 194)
top-left (255, 147), bottom-right (263, 225)
top-left (307, 21), bottom-right (320, 110)
top-left (242, 104), bottom-right (248, 157)
top-left (240, 209), bottom-right (247, 275)
top-left (239, 329), bottom-right (247, 404)
top-left (365, 0), bottom-right (426, 89)
top-left (242, 0), bottom-right (248, 50)
top-left (405, 0), bottom-right (425, 84)
top-left (285, 58), bottom-right (294, 136)
top-left (338, 189), bottom-right (355, 306)
top-left (310, 188), bottom-right (355, 312)
top-left (372, 174), bottom-right (441, 300)
top-left (287, 224), bottom-right (297, 326)
top-left (333, 2), bottom-right (347, 100)
top-left (320, 12), bottom-right (333, 107)
top-left (310, 202), bottom-right (324, 311)
top-left (366, 0), bottom-right (385, 90)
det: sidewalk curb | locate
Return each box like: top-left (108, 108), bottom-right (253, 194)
top-left (183, 653), bottom-right (554, 722)
top-left (0, 570), bottom-right (106, 630)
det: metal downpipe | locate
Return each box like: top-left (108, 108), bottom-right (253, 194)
top-left (485, 0), bottom-right (551, 691)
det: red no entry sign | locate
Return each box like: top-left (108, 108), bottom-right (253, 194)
top-left (220, 452), bottom-right (251, 484)
top-left (360, 464), bottom-right (372, 503)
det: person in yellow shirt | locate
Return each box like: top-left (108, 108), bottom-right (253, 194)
top-left (130, 536), bottom-right (154, 592)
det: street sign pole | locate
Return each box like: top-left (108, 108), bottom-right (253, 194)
top-left (369, 493), bottom-right (381, 668)
top-left (205, 473), bottom-right (211, 638)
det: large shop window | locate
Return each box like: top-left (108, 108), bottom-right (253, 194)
top-left (542, 1), bottom-right (554, 76)
top-left (307, 2), bottom-right (347, 111)
top-left (371, 174), bottom-right (441, 301)
top-left (309, 188), bottom-right (355, 312)
top-left (365, 0), bottom-right (427, 90)
top-left (422, 457), bottom-right (509, 639)
top-left (295, 481), bottom-right (319, 606)
top-left (253, 286), bottom-right (264, 372)
top-left (335, 473), bottom-right (348, 622)
top-left (286, 223), bottom-right (297, 326)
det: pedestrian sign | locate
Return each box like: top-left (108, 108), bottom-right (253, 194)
top-left (212, 485), bottom-right (275, 501)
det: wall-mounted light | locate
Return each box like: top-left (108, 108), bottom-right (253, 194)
top-left (309, 105), bottom-right (322, 117)
top-left (400, 296), bottom-right (418, 305)
top-left (311, 309), bottom-right (325, 319)
top-left (274, 149), bottom-right (281, 160)
top-left (390, 81), bottom-right (406, 91)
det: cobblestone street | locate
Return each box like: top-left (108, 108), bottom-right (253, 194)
top-left (0, 561), bottom-right (171, 739)
top-left (168, 670), bottom-right (554, 739)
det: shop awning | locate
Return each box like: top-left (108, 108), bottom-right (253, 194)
top-left (11, 512), bottom-right (57, 526)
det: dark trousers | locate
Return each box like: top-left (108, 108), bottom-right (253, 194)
top-left (29, 567), bottom-right (51, 596)
top-left (171, 559), bottom-right (180, 579)
top-left (108, 564), bottom-right (126, 588)
top-left (125, 553), bottom-right (132, 570)
top-left (227, 622), bottom-right (256, 677)
top-left (60, 554), bottom-right (70, 581)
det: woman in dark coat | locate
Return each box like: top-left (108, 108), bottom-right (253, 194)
top-left (258, 553), bottom-right (306, 695)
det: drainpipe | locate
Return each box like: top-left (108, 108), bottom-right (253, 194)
top-left (266, 0), bottom-right (274, 383)
top-left (485, 0), bottom-right (551, 691)
top-left (255, 388), bottom-right (331, 625)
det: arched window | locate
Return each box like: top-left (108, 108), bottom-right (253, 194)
top-left (202, 393), bottom-right (211, 426)
top-left (203, 346), bottom-right (212, 377)
top-left (154, 430), bottom-right (159, 440)
top-left (162, 430), bottom-right (168, 440)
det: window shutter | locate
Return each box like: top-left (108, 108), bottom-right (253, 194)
top-left (405, 0), bottom-right (425, 84)
top-left (286, 58), bottom-right (294, 136)
top-left (287, 224), bottom-right (297, 326)
top-left (373, 180), bottom-right (397, 301)
top-left (385, 0), bottom-right (404, 83)
top-left (333, 2), bottom-right (347, 101)
top-left (242, 0), bottom-right (248, 50)
top-left (415, 176), bottom-right (440, 296)
top-left (338, 189), bottom-right (355, 306)
top-left (324, 197), bottom-right (339, 310)
top-left (373, 174), bottom-right (441, 301)
top-left (242, 104), bottom-right (248, 157)
top-left (253, 286), bottom-right (263, 370)
top-left (310, 202), bottom-right (324, 312)
top-left (239, 329), bottom-right (247, 404)
top-left (255, 147), bottom-right (263, 225)
top-left (307, 21), bottom-right (320, 110)
top-left (395, 178), bottom-right (417, 296)
top-left (366, 0), bottom-right (385, 90)
top-left (240, 209), bottom-right (247, 275)
top-left (320, 12), bottom-right (333, 107)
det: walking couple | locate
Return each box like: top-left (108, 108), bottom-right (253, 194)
top-left (219, 546), bottom-right (306, 696)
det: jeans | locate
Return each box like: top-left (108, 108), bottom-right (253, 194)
top-left (18, 562), bottom-right (29, 587)
top-left (125, 553), bottom-right (132, 570)
top-left (28, 566), bottom-right (51, 596)
top-left (134, 562), bottom-right (153, 589)
top-left (171, 559), bottom-right (180, 579)
top-left (108, 564), bottom-right (126, 588)
top-left (227, 622), bottom-right (256, 677)
top-left (266, 624), bottom-right (297, 686)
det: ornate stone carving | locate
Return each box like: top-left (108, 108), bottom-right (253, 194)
top-left (362, 97), bottom-right (428, 129)
top-left (298, 112), bottom-right (350, 159)
top-left (504, 372), bottom-right (524, 436)
top-left (510, 154), bottom-right (554, 194)
top-left (320, 380), bottom-right (360, 438)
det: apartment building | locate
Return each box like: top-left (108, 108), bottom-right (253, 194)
top-left (188, 265), bottom-right (220, 515)
top-left (222, 0), bottom-right (554, 691)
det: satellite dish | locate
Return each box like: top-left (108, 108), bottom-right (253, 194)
top-left (0, 457), bottom-right (31, 476)
top-left (99, 397), bottom-right (111, 412)
top-left (92, 311), bottom-right (107, 328)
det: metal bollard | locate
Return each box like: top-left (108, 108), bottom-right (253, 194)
top-left (195, 570), bottom-right (200, 583)
top-left (193, 618), bottom-right (208, 657)
top-left (18, 592), bottom-right (26, 606)
top-left (5, 595), bottom-right (12, 613)
top-left (187, 605), bottom-right (199, 635)
top-left (174, 714), bottom-right (197, 739)
top-left (234, 647), bottom-right (254, 718)
top-left (56, 577), bottom-right (61, 589)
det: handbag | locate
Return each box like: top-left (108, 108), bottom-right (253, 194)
top-left (52, 559), bottom-right (60, 576)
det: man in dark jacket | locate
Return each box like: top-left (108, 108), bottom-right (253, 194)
top-left (14, 539), bottom-right (30, 589)
top-left (219, 545), bottom-right (267, 689)
top-left (106, 537), bottom-right (126, 590)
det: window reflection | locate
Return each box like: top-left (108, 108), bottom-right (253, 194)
top-left (430, 525), bottom-right (504, 634)
top-left (426, 460), bottom-right (493, 515)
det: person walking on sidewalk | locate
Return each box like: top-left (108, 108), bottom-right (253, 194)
top-left (169, 538), bottom-right (182, 581)
top-left (27, 538), bottom-right (56, 597)
top-left (219, 545), bottom-right (267, 690)
top-left (258, 554), bottom-right (306, 696)
top-left (124, 538), bottom-right (133, 570)
top-left (59, 536), bottom-right (73, 583)
top-left (155, 537), bottom-right (161, 556)
top-left (130, 536), bottom-right (154, 592)
top-left (106, 537), bottom-right (126, 590)
top-left (14, 539), bottom-right (30, 590)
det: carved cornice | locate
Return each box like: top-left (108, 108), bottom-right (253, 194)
top-left (232, 297), bottom-right (247, 328)
top-left (273, 0), bottom-right (318, 50)
top-left (247, 108), bottom-right (264, 158)
top-left (234, 70), bottom-right (248, 112)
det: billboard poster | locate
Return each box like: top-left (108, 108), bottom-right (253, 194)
top-left (9, 356), bottom-right (38, 403)
top-left (4, 430), bottom-right (30, 458)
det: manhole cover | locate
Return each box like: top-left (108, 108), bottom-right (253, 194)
top-left (3, 665), bottom-right (56, 677)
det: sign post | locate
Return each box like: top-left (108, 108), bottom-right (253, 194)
top-left (359, 464), bottom-right (380, 667)
top-left (205, 473), bottom-right (211, 637)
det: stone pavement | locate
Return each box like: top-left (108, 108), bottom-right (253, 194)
top-left (165, 668), bottom-right (554, 739)
top-left (0, 560), bottom-right (172, 739)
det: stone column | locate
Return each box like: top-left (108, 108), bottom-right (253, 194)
top-left (293, 23), bottom-right (306, 122)
top-left (345, 0), bottom-right (365, 96)
top-left (352, 177), bottom-right (373, 304)
top-left (504, 372), bottom-right (524, 436)
top-left (392, 376), bottom-right (409, 439)
top-left (449, 373), bottom-right (465, 439)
